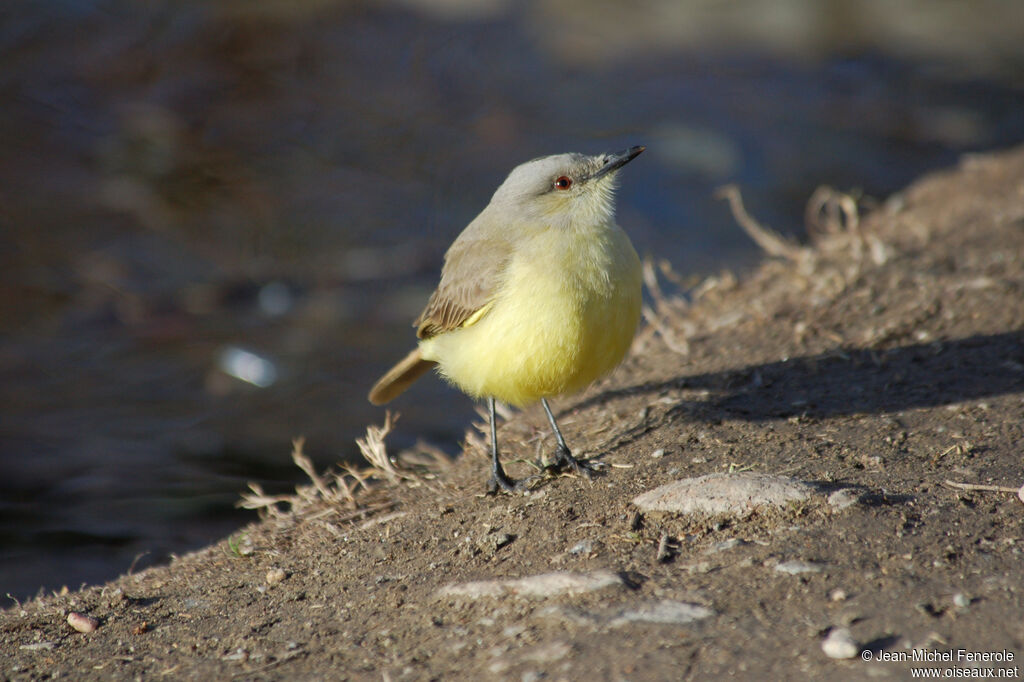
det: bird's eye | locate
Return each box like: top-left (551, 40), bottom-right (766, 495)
top-left (554, 176), bottom-right (573, 190)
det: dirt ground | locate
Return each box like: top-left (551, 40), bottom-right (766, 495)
top-left (3, 146), bottom-right (1023, 681)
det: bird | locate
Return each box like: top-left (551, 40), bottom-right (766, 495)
top-left (369, 146), bottom-right (644, 493)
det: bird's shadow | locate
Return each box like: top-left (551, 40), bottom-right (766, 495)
top-left (574, 329), bottom-right (1024, 426)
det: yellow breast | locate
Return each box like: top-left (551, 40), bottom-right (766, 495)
top-left (420, 223), bottom-right (642, 406)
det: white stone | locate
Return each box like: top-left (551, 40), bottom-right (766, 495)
top-left (67, 612), bottom-right (99, 633)
top-left (437, 571), bottom-right (624, 600)
top-left (774, 560), bottom-right (825, 575)
top-left (821, 627), bottom-right (859, 659)
top-left (633, 472), bottom-right (816, 515)
top-left (608, 600), bottom-right (714, 627)
top-left (827, 489), bottom-right (861, 510)
top-left (538, 601), bottom-right (714, 628)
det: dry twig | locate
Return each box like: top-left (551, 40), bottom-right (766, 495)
top-left (656, 533), bottom-right (673, 562)
top-left (715, 184), bottom-right (806, 261)
top-left (806, 186), bottom-right (860, 238)
top-left (355, 411), bottom-right (401, 484)
top-left (943, 479), bottom-right (1023, 501)
top-left (634, 257), bottom-right (694, 355)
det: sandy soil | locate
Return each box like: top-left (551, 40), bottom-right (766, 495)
top-left (3, 146), bottom-right (1023, 681)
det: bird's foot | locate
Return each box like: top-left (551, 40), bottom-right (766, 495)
top-left (542, 446), bottom-right (603, 480)
top-left (486, 468), bottom-right (536, 495)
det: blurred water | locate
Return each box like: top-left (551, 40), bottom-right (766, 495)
top-left (1, 0), bottom-right (1022, 603)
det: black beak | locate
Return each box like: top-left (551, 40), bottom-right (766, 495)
top-left (588, 145), bottom-right (645, 181)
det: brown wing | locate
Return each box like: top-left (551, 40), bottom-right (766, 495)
top-left (415, 216), bottom-right (512, 339)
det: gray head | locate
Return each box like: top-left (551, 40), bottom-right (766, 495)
top-left (489, 146), bottom-right (645, 227)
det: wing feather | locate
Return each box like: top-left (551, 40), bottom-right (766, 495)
top-left (415, 218), bottom-right (512, 339)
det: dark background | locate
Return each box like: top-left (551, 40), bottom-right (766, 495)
top-left (2, 0), bottom-right (1023, 604)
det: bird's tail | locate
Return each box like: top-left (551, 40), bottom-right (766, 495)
top-left (368, 348), bottom-right (437, 405)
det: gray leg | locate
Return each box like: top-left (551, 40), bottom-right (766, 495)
top-left (486, 397), bottom-right (519, 493)
top-left (541, 398), bottom-right (596, 479)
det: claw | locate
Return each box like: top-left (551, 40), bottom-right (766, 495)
top-left (487, 469), bottom-right (518, 494)
top-left (487, 471), bottom-right (537, 494)
top-left (545, 445), bottom-right (600, 479)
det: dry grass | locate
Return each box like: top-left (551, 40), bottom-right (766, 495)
top-left (635, 183), bottom-right (892, 357)
top-left (635, 257), bottom-right (694, 356)
top-left (716, 183), bottom-right (884, 264)
top-left (238, 411), bottom-right (450, 523)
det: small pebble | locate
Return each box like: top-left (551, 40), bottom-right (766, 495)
top-left (952, 593), bottom-right (970, 608)
top-left (266, 568), bottom-right (287, 585)
top-left (827, 489), bottom-right (861, 510)
top-left (568, 540), bottom-right (595, 555)
top-left (67, 612), bottom-right (99, 633)
top-left (493, 533), bottom-right (514, 549)
top-left (705, 538), bottom-right (748, 554)
top-left (477, 532), bottom-right (516, 554)
top-left (821, 627), bottom-right (859, 659)
top-left (651, 449), bottom-right (665, 459)
top-left (829, 588), bottom-right (848, 602)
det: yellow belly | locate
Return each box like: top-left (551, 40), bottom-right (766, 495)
top-left (419, 226), bottom-right (641, 407)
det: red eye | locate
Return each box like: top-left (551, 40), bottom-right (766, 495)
top-left (554, 176), bottom-right (573, 190)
